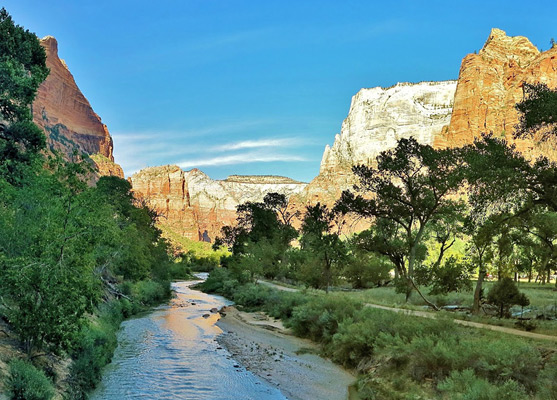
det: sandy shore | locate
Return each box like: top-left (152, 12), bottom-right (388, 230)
top-left (216, 306), bottom-right (355, 400)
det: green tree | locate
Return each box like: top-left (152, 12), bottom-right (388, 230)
top-left (299, 203), bottom-right (345, 292)
top-left (336, 138), bottom-right (464, 308)
top-left (515, 83), bottom-right (557, 141)
top-left (0, 8), bottom-right (49, 182)
top-left (214, 193), bottom-right (297, 281)
top-left (487, 277), bottom-right (530, 318)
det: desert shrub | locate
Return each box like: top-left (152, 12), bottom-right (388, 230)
top-left (438, 369), bottom-right (525, 400)
top-left (263, 291), bottom-right (308, 320)
top-left (287, 296), bottom-right (362, 343)
top-left (375, 331), bottom-right (540, 393)
top-left (130, 279), bottom-right (171, 306)
top-left (232, 283), bottom-right (272, 309)
top-left (536, 354), bottom-right (557, 400)
top-left (6, 359), bottom-right (55, 400)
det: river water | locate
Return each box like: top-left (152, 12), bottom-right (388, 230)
top-left (90, 278), bottom-right (287, 400)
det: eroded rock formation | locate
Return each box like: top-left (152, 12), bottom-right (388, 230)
top-left (33, 36), bottom-right (123, 177)
top-left (436, 28), bottom-right (557, 159)
top-left (320, 81), bottom-right (457, 174)
top-left (130, 166), bottom-right (307, 242)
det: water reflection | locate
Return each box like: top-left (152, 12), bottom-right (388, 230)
top-left (90, 278), bottom-right (287, 400)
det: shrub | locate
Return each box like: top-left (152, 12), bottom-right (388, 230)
top-left (287, 296), bottom-right (362, 343)
top-left (487, 277), bottom-right (529, 318)
top-left (263, 291), bottom-right (308, 320)
top-left (438, 369), bottom-right (526, 400)
top-left (6, 359), bottom-right (55, 400)
top-left (232, 284), bottom-right (272, 309)
top-left (130, 279), bottom-right (171, 306)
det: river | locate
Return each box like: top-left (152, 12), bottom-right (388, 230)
top-left (90, 277), bottom-right (287, 400)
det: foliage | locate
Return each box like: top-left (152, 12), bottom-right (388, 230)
top-left (336, 138), bottom-right (465, 305)
top-left (415, 256), bottom-right (473, 295)
top-left (0, 8), bottom-right (49, 182)
top-left (515, 83), bottom-right (557, 141)
top-left (438, 369), bottom-right (526, 400)
top-left (287, 296), bottom-right (362, 342)
top-left (214, 193), bottom-right (297, 281)
top-left (298, 203), bottom-right (346, 291)
top-left (486, 277), bottom-right (530, 318)
top-left (6, 359), bottom-right (55, 400)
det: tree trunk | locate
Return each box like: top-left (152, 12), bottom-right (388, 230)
top-left (473, 255), bottom-right (485, 314)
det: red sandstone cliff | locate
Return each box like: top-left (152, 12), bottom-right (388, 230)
top-left (435, 28), bottom-right (557, 159)
top-left (130, 166), bottom-right (307, 242)
top-left (33, 36), bottom-right (123, 178)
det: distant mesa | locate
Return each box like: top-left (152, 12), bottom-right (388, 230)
top-left (130, 166), bottom-right (307, 242)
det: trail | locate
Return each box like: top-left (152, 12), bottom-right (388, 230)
top-left (258, 280), bottom-right (557, 343)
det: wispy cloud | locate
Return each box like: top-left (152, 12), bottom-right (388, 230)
top-left (211, 137), bottom-right (303, 152)
top-left (177, 152), bottom-right (307, 168)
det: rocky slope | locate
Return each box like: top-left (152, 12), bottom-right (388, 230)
top-left (435, 28), bottom-right (557, 159)
top-left (130, 166), bottom-right (307, 242)
top-left (33, 36), bottom-right (123, 177)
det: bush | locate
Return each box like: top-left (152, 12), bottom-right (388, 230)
top-left (287, 296), bottom-right (362, 343)
top-left (438, 369), bottom-right (525, 400)
top-left (331, 308), bottom-right (454, 369)
top-left (232, 284), bottom-right (272, 309)
top-left (263, 291), bottom-right (308, 320)
top-left (487, 277), bottom-right (529, 318)
top-left (130, 279), bottom-right (171, 306)
top-left (6, 359), bottom-right (55, 400)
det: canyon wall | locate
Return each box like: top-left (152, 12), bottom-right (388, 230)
top-left (33, 36), bottom-right (123, 177)
top-left (132, 28), bottom-right (557, 241)
top-left (293, 81), bottom-right (457, 228)
top-left (320, 81), bottom-right (457, 174)
top-left (435, 28), bottom-right (557, 159)
top-left (130, 165), bottom-right (307, 242)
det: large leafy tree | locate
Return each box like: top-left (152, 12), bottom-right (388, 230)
top-left (214, 193), bottom-right (297, 281)
top-left (515, 83), bottom-right (557, 141)
top-left (299, 203), bottom-right (346, 292)
top-left (336, 138), bottom-right (464, 307)
top-left (0, 8), bottom-right (49, 181)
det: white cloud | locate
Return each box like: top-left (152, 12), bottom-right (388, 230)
top-left (177, 152), bottom-right (307, 168)
top-left (211, 137), bottom-right (302, 152)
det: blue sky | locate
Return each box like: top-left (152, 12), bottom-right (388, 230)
top-left (5, 1), bottom-right (557, 182)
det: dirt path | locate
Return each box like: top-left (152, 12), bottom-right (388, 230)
top-left (259, 280), bottom-right (557, 343)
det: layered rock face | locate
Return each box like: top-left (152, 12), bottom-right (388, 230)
top-left (289, 81), bottom-right (457, 233)
top-left (436, 28), bottom-right (557, 159)
top-left (320, 81), bottom-right (457, 174)
top-left (130, 166), bottom-right (307, 242)
top-left (33, 36), bottom-right (123, 177)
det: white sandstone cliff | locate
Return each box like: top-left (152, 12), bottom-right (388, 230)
top-left (319, 81), bottom-right (457, 174)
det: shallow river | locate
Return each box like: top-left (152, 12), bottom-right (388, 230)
top-left (90, 277), bottom-right (287, 400)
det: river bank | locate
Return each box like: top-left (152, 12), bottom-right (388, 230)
top-left (216, 306), bottom-right (356, 400)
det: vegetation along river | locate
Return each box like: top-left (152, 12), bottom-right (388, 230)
top-left (90, 276), bottom-right (287, 400)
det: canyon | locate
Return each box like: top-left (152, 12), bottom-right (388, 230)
top-left (33, 36), bottom-right (123, 178)
top-left (130, 166), bottom-right (306, 242)
top-left (45, 29), bottom-right (557, 243)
